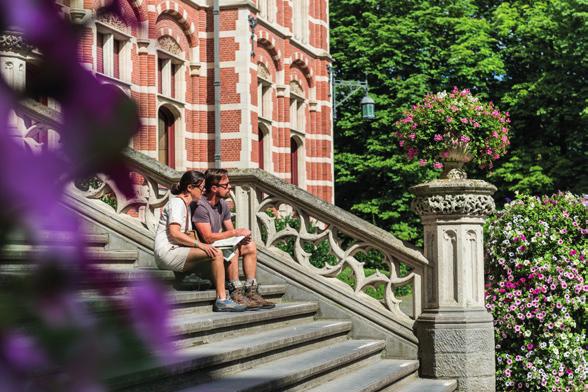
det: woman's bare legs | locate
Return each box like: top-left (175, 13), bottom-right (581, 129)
top-left (182, 248), bottom-right (226, 299)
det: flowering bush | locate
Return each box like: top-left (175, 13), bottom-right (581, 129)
top-left (485, 193), bottom-right (587, 391)
top-left (394, 87), bottom-right (511, 170)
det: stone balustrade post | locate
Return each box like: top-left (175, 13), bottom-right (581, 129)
top-left (0, 31), bottom-right (32, 92)
top-left (410, 178), bottom-right (497, 391)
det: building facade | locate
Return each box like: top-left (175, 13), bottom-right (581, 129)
top-left (58, 0), bottom-right (333, 202)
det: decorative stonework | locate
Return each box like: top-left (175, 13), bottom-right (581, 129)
top-left (290, 80), bottom-right (304, 96)
top-left (412, 194), bottom-right (495, 217)
top-left (258, 62), bottom-right (271, 81)
top-left (158, 36), bottom-right (182, 56)
top-left (0, 32), bottom-right (33, 54)
top-left (97, 13), bottom-right (131, 33)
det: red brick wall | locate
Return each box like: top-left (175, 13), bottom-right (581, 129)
top-left (75, 0), bottom-right (333, 202)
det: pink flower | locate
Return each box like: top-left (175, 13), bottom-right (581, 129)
top-left (434, 134), bottom-right (443, 142)
top-left (399, 140), bottom-right (404, 147)
top-left (459, 135), bottom-right (470, 143)
top-left (433, 162), bottom-right (444, 169)
top-left (486, 148), bottom-right (493, 155)
top-left (440, 151), bottom-right (449, 158)
top-left (460, 118), bottom-right (468, 124)
top-left (473, 122), bottom-right (480, 128)
top-left (446, 116), bottom-right (453, 123)
top-left (418, 159), bottom-right (427, 167)
top-left (408, 133), bottom-right (416, 140)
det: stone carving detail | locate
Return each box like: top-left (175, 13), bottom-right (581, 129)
top-left (97, 13), bottom-right (130, 33)
top-left (72, 173), bottom-right (170, 232)
top-left (412, 194), bottom-right (495, 217)
top-left (0, 32), bottom-right (33, 53)
top-left (289, 80), bottom-right (304, 97)
top-left (243, 192), bottom-right (423, 324)
top-left (258, 63), bottom-right (271, 81)
top-left (158, 36), bottom-right (183, 56)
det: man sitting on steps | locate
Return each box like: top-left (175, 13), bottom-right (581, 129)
top-left (192, 168), bottom-right (275, 311)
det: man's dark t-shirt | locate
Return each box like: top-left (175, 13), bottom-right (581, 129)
top-left (192, 195), bottom-right (231, 236)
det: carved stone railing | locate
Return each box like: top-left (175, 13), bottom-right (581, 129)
top-left (15, 100), bottom-right (429, 327)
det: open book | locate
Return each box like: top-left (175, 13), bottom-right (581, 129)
top-left (212, 236), bottom-right (245, 262)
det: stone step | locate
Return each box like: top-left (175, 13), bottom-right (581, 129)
top-left (82, 284), bottom-right (288, 316)
top-left (109, 320), bottom-right (353, 391)
top-left (0, 245), bottom-right (138, 263)
top-left (175, 339), bottom-right (386, 392)
top-left (5, 231), bottom-right (110, 247)
top-left (383, 376), bottom-right (458, 392)
top-left (172, 302), bottom-right (320, 349)
top-left (304, 359), bottom-right (419, 392)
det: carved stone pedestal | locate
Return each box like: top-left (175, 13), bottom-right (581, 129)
top-left (411, 178), bottom-right (497, 391)
top-left (0, 32), bottom-right (31, 91)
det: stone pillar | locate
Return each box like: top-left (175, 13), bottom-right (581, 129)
top-left (0, 32), bottom-right (32, 91)
top-left (410, 178), bottom-right (497, 391)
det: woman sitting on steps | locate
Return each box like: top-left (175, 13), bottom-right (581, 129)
top-left (154, 170), bottom-right (246, 312)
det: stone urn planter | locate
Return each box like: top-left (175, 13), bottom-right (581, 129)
top-left (441, 145), bottom-right (472, 179)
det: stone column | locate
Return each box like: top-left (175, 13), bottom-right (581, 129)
top-left (410, 178), bottom-right (497, 391)
top-left (0, 31), bottom-right (32, 91)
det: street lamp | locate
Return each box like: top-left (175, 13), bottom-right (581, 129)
top-left (328, 65), bottom-right (375, 121)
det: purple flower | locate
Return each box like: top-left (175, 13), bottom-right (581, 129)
top-left (129, 277), bottom-right (175, 364)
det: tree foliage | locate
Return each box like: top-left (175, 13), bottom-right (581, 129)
top-left (331, 0), bottom-right (587, 243)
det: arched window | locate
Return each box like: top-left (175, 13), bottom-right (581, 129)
top-left (258, 125), bottom-right (271, 171)
top-left (157, 36), bottom-right (185, 101)
top-left (158, 106), bottom-right (176, 168)
top-left (289, 81), bottom-right (305, 133)
top-left (257, 63), bottom-right (272, 120)
top-left (95, 14), bottom-right (132, 82)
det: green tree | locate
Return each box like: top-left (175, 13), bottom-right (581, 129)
top-left (331, 0), bottom-right (506, 244)
top-left (330, 0), bottom-right (587, 243)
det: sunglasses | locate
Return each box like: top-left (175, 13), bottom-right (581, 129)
top-left (215, 182), bottom-right (230, 189)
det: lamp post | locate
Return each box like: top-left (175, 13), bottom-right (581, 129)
top-left (328, 65), bottom-right (375, 121)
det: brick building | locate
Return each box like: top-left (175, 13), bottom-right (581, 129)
top-left (65, 0), bottom-right (333, 202)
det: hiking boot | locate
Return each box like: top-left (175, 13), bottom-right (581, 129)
top-left (230, 286), bottom-right (261, 311)
top-left (213, 298), bottom-right (246, 312)
top-left (245, 284), bottom-right (275, 309)
top-left (173, 272), bottom-right (212, 291)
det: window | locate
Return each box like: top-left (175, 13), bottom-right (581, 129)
top-left (259, 0), bottom-right (274, 21)
top-left (257, 63), bottom-right (272, 120)
top-left (157, 37), bottom-right (185, 101)
top-left (290, 137), bottom-right (300, 185)
top-left (95, 28), bottom-right (130, 82)
top-left (292, 0), bottom-right (308, 43)
top-left (258, 128), bottom-right (266, 170)
top-left (158, 107), bottom-right (176, 168)
top-left (289, 81), bottom-right (305, 133)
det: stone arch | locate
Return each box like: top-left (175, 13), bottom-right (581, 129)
top-left (156, 1), bottom-right (198, 47)
top-left (92, 0), bottom-right (147, 23)
top-left (156, 20), bottom-right (190, 56)
top-left (256, 30), bottom-right (282, 70)
top-left (290, 52), bottom-right (314, 87)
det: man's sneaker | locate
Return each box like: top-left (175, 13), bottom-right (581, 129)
top-left (230, 286), bottom-right (261, 311)
top-left (213, 298), bottom-right (247, 312)
top-left (173, 272), bottom-right (212, 291)
top-left (245, 284), bottom-right (276, 309)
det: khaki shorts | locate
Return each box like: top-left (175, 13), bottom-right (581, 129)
top-left (155, 245), bottom-right (190, 272)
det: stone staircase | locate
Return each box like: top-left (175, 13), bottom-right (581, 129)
top-left (1, 223), bottom-right (456, 391)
